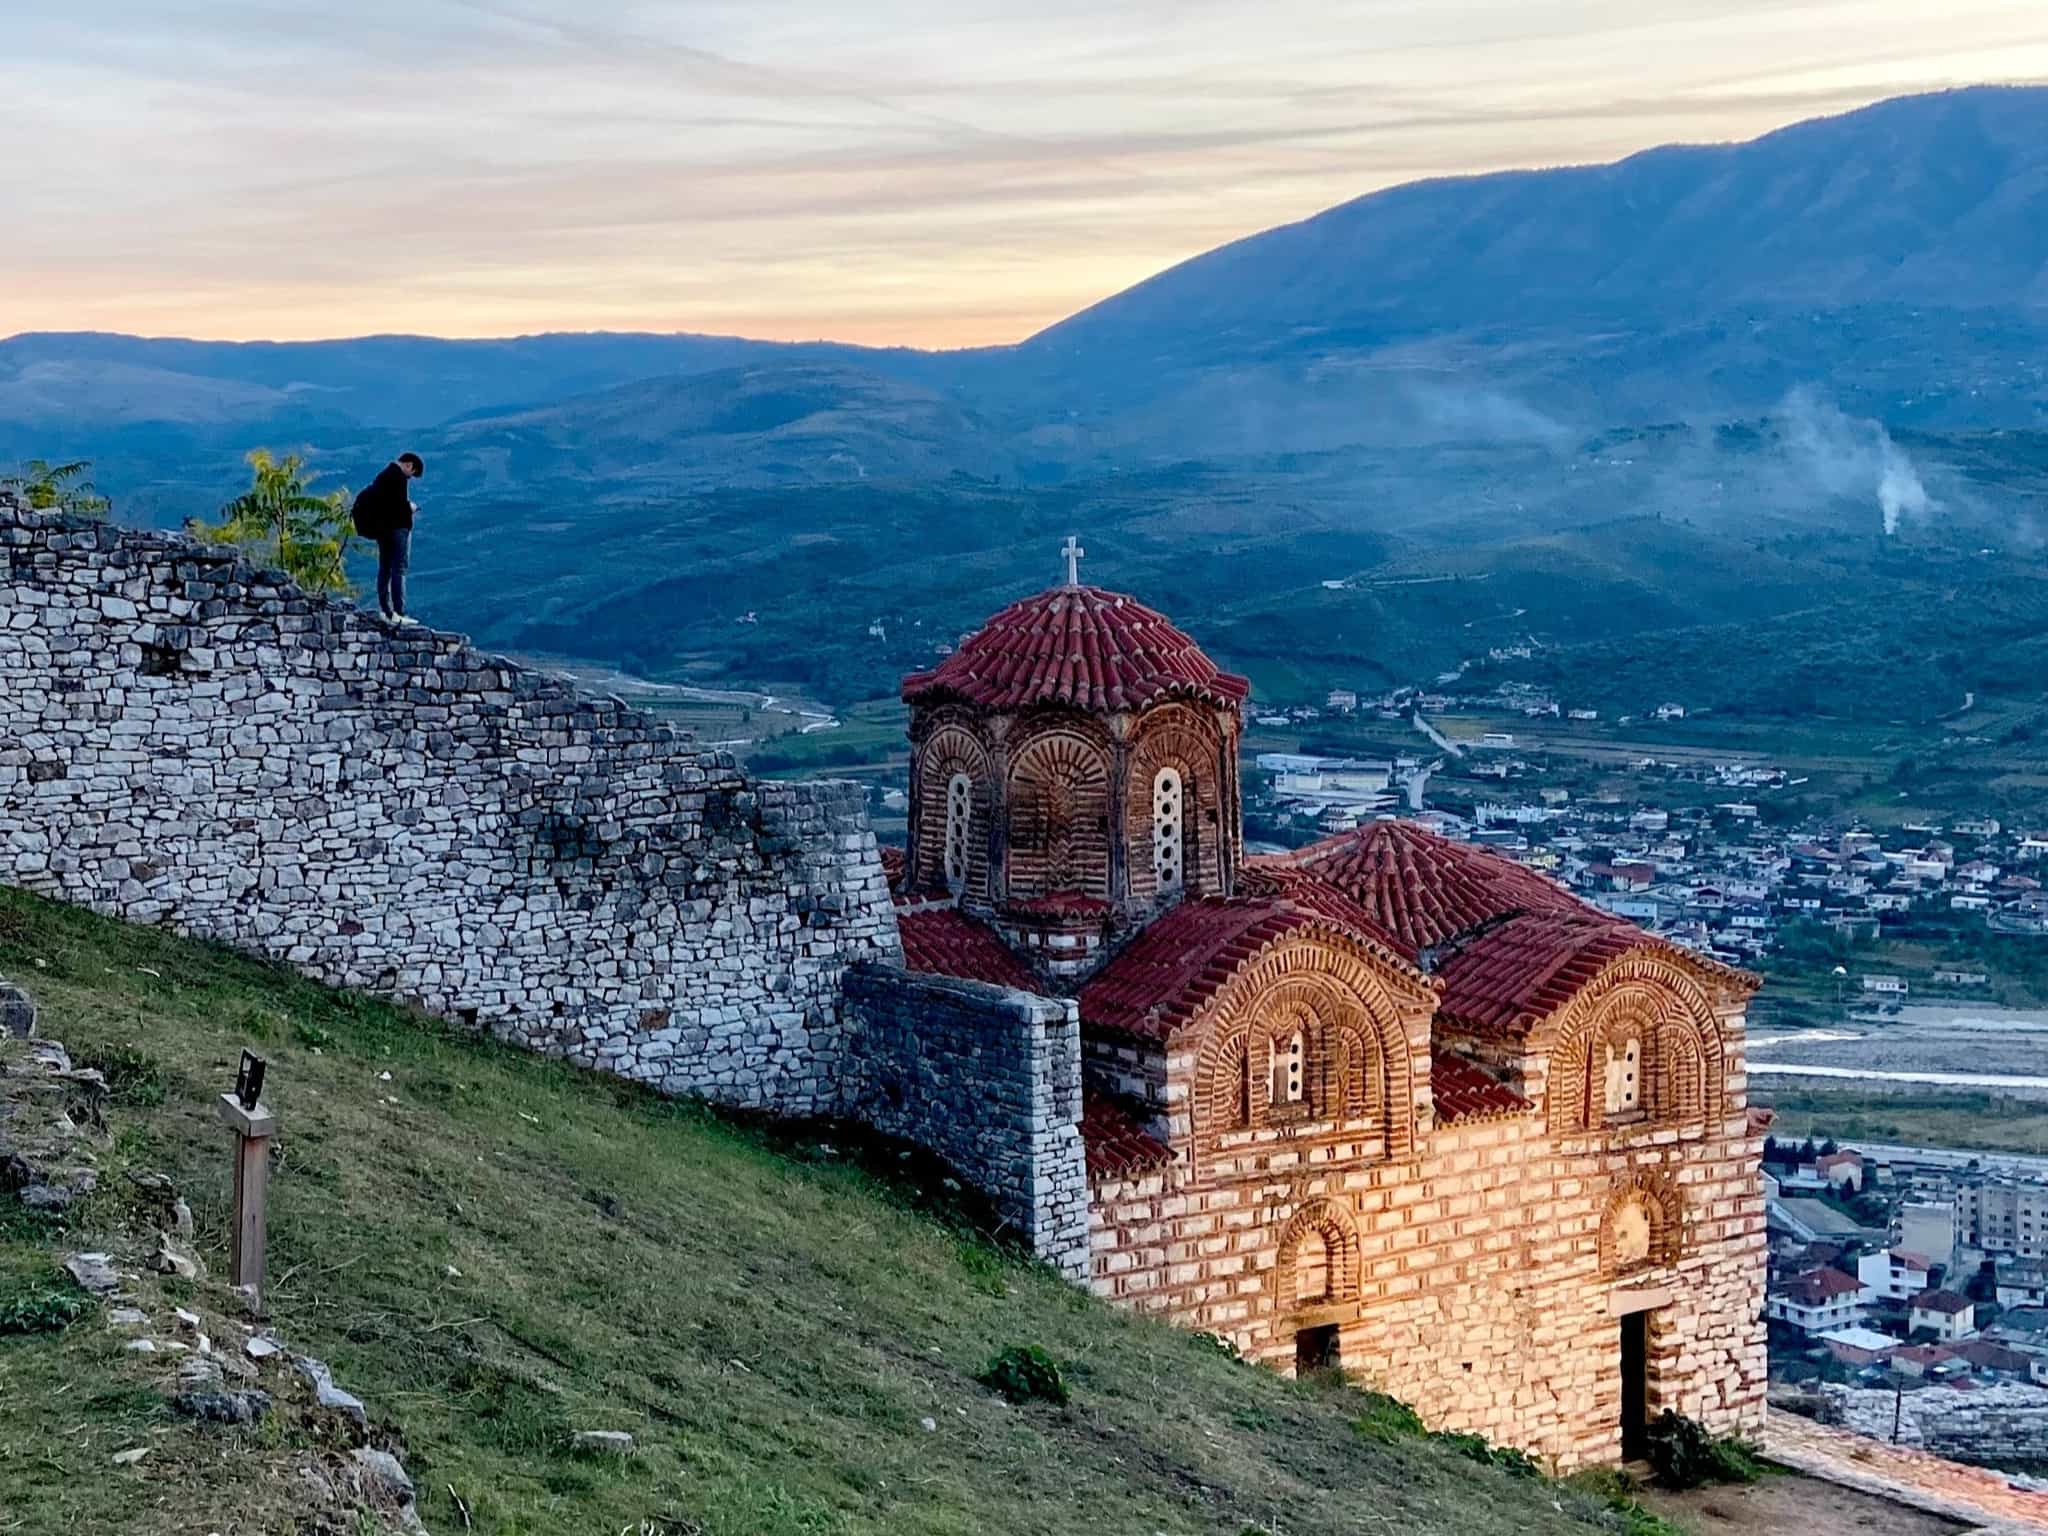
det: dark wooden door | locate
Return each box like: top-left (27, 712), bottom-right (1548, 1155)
top-left (1620, 1311), bottom-right (1649, 1460)
top-left (1295, 1324), bottom-right (1340, 1376)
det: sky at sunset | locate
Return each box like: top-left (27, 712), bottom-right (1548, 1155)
top-left (7, 2), bottom-right (2048, 347)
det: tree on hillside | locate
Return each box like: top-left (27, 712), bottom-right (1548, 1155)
top-left (192, 450), bottom-right (356, 596)
top-left (1, 458), bottom-right (110, 518)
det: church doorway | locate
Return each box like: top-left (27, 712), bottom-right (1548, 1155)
top-left (1619, 1310), bottom-right (1650, 1461)
top-left (1295, 1323), bottom-right (1340, 1376)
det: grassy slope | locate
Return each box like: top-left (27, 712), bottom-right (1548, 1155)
top-left (0, 889), bottom-right (1646, 1536)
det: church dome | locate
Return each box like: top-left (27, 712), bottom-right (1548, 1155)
top-left (902, 584), bottom-right (1250, 715)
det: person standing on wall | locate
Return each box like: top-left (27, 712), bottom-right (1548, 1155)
top-left (350, 451), bottom-right (425, 625)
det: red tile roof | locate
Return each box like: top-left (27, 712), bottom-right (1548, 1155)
top-left (1079, 1095), bottom-right (1174, 1180)
top-left (1780, 1267), bottom-right (1867, 1305)
top-left (1892, 1343), bottom-right (1958, 1368)
top-left (1257, 821), bottom-right (1756, 1037)
top-left (896, 908), bottom-right (1041, 993)
top-left (1263, 819), bottom-right (1586, 952)
top-left (1955, 1339), bottom-right (2031, 1372)
top-left (1912, 1289), bottom-right (1974, 1315)
top-left (1430, 1051), bottom-right (1532, 1123)
top-left (901, 585), bottom-right (1250, 714)
top-left (1077, 886), bottom-right (1428, 1042)
top-left (877, 844), bottom-right (905, 891)
top-left (1431, 913), bottom-right (1647, 1037)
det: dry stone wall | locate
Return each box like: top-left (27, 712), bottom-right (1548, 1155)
top-left (0, 497), bottom-right (901, 1114)
top-left (842, 964), bottom-right (1090, 1277)
top-left (1821, 1381), bottom-right (2048, 1472)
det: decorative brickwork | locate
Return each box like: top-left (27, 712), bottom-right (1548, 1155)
top-left (1005, 727), bottom-right (1112, 901)
top-left (891, 569), bottom-right (1767, 1471)
top-left (900, 582), bottom-right (1246, 966)
top-left (1543, 961), bottom-right (1725, 1135)
top-left (1598, 1169), bottom-right (1685, 1276)
top-left (909, 717), bottom-right (992, 900)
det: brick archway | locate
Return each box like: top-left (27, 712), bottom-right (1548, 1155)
top-left (1190, 933), bottom-right (1419, 1164)
top-left (910, 722), bottom-right (992, 897)
top-left (1005, 727), bottom-right (1112, 901)
top-left (1126, 705), bottom-right (1226, 904)
top-left (1599, 1170), bottom-right (1684, 1276)
top-left (1277, 1199), bottom-right (1361, 1312)
top-left (1546, 958), bottom-right (1724, 1135)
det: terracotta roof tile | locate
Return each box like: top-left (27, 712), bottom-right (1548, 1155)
top-left (1261, 819), bottom-right (1588, 951)
top-left (1912, 1289), bottom-right (1973, 1315)
top-left (1432, 913), bottom-right (1644, 1037)
top-left (1430, 1051), bottom-right (1532, 1123)
top-left (1779, 1267), bottom-right (1866, 1305)
top-left (1256, 821), bottom-right (1757, 1038)
top-left (1079, 1095), bottom-right (1174, 1180)
top-left (896, 908), bottom-right (1041, 993)
top-left (902, 585), bottom-right (1250, 714)
top-left (1078, 885), bottom-right (1426, 1042)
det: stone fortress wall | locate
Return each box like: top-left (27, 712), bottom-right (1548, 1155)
top-left (0, 496), bottom-right (1087, 1267)
top-left (842, 966), bottom-right (1089, 1275)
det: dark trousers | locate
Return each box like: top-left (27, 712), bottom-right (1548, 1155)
top-left (375, 527), bottom-right (411, 617)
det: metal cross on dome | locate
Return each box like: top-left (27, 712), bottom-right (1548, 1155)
top-left (1061, 535), bottom-right (1085, 588)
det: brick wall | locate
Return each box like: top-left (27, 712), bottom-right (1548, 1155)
top-left (0, 497), bottom-right (901, 1114)
top-left (1087, 1005), bottom-right (1768, 1470)
top-left (842, 964), bottom-right (1090, 1276)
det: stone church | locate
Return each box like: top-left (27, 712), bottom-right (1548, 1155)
top-left (886, 559), bottom-right (1768, 1468)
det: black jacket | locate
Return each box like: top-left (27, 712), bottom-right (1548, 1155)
top-left (357, 463), bottom-right (414, 533)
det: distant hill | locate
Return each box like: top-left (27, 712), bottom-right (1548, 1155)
top-left (0, 329), bottom-right (933, 430)
top-left (426, 362), bottom-right (1015, 491)
top-left (1029, 86), bottom-right (2048, 358)
top-left (8, 87), bottom-right (2048, 718)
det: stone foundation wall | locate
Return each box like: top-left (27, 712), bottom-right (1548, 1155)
top-left (1821, 1381), bottom-right (2048, 1472)
top-left (1088, 1038), bottom-right (1767, 1469)
top-left (1, 498), bottom-right (900, 1114)
top-left (843, 964), bottom-right (1089, 1276)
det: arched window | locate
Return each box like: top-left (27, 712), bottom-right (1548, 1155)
top-left (1151, 767), bottom-right (1185, 897)
top-left (942, 772), bottom-right (973, 891)
top-left (1271, 1029), bottom-right (1305, 1107)
top-left (1604, 1032), bottom-right (1642, 1117)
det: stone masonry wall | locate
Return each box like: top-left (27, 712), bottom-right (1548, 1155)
top-left (842, 964), bottom-right (1090, 1277)
top-left (1822, 1381), bottom-right (2048, 1472)
top-left (0, 497), bottom-right (901, 1113)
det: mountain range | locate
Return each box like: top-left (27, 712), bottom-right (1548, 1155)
top-left (5, 85), bottom-right (2048, 722)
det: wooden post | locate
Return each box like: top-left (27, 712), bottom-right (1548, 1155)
top-left (216, 1091), bottom-right (278, 1298)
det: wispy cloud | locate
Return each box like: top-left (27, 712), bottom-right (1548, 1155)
top-left (2, 0), bottom-right (2045, 343)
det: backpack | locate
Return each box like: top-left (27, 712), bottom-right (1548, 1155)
top-left (350, 484), bottom-right (384, 538)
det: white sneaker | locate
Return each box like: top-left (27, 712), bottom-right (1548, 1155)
top-left (392, 614), bottom-right (420, 627)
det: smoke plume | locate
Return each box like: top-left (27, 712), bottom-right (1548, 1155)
top-left (1780, 387), bottom-right (1930, 535)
